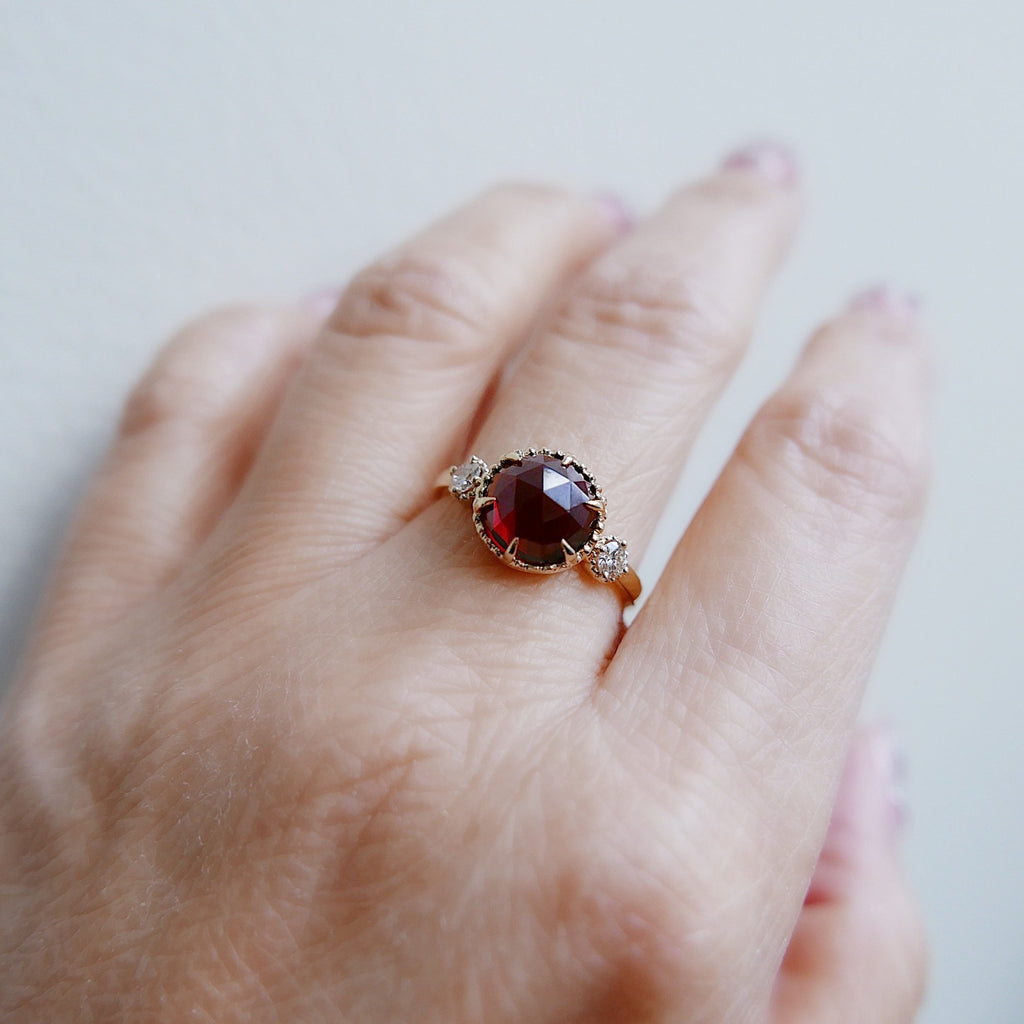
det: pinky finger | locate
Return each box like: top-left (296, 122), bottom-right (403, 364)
top-left (771, 725), bottom-right (929, 1024)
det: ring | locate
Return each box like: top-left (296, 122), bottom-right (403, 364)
top-left (440, 447), bottom-right (642, 605)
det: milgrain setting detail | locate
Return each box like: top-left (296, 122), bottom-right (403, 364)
top-left (443, 447), bottom-right (642, 605)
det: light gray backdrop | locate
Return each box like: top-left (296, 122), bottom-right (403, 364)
top-left (2, 3), bottom-right (1021, 1021)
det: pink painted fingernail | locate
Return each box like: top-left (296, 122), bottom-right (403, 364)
top-left (303, 286), bottom-right (343, 318)
top-left (848, 285), bottom-right (922, 321)
top-left (593, 192), bottom-right (636, 235)
top-left (866, 723), bottom-right (908, 837)
top-left (720, 139), bottom-right (799, 185)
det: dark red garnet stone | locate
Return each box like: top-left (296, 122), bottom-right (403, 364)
top-left (479, 453), bottom-right (599, 568)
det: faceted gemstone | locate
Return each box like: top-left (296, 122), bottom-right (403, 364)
top-left (479, 453), bottom-right (599, 568)
top-left (590, 536), bottom-right (628, 581)
top-left (450, 457), bottom-right (486, 499)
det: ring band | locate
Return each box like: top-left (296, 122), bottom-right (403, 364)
top-left (439, 448), bottom-right (642, 606)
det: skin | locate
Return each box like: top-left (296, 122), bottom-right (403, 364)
top-left (0, 144), bottom-right (929, 1023)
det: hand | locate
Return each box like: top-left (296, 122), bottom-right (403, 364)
top-left (0, 142), bottom-right (929, 1023)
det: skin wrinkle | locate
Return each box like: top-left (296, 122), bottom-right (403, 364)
top-left (334, 255), bottom-right (502, 353)
top-left (548, 261), bottom-right (738, 373)
top-left (743, 387), bottom-right (929, 527)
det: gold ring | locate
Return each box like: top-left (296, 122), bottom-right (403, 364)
top-left (439, 448), bottom-right (642, 606)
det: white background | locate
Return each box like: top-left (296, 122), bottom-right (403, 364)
top-left (2, 3), bottom-right (1022, 1020)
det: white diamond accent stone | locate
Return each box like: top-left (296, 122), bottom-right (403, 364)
top-left (590, 536), bottom-right (629, 582)
top-left (450, 456), bottom-right (487, 499)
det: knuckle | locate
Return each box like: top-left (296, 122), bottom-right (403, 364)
top-left (118, 305), bottom-right (277, 437)
top-left (553, 261), bottom-right (737, 372)
top-left (749, 387), bottom-right (930, 523)
top-left (334, 248), bottom-right (494, 356)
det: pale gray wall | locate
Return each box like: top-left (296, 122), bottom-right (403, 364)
top-left (2, 3), bottom-right (1021, 1021)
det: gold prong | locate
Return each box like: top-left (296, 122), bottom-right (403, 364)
top-left (562, 453), bottom-right (573, 467)
top-left (561, 538), bottom-right (580, 564)
top-left (473, 495), bottom-right (497, 513)
top-left (504, 537), bottom-right (520, 562)
top-left (584, 498), bottom-right (604, 511)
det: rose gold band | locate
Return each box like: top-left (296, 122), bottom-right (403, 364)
top-left (613, 567), bottom-right (642, 604)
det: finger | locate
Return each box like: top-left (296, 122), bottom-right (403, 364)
top-left (472, 142), bottom-right (800, 571)
top-left (601, 289), bottom-right (933, 957)
top-left (30, 303), bottom-right (324, 650)
top-left (772, 725), bottom-right (928, 1024)
top-left (233, 185), bottom-right (622, 566)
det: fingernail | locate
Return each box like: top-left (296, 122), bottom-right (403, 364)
top-left (848, 285), bottom-right (922, 321)
top-left (720, 139), bottom-right (799, 185)
top-left (866, 723), bottom-right (908, 837)
top-left (302, 286), bottom-right (343, 318)
top-left (593, 192), bottom-right (636, 235)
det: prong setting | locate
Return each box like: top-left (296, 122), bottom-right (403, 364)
top-left (447, 445), bottom-right (637, 602)
top-left (588, 535), bottom-right (630, 583)
top-left (471, 447), bottom-right (606, 575)
top-left (449, 455), bottom-right (488, 500)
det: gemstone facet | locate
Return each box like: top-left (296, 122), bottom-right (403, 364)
top-left (590, 536), bottom-right (629, 582)
top-left (478, 452), bottom-right (601, 569)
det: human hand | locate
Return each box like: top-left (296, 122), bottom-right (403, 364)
top-left (0, 143), bottom-right (929, 1023)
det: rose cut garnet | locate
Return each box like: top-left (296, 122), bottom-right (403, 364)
top-left (479, 453), bottom-right (600, 568)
